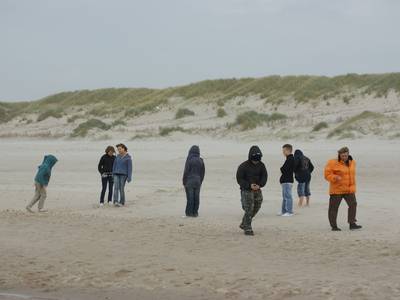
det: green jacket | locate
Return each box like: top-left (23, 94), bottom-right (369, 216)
top-left (34, 155), bottom-right (58, 186)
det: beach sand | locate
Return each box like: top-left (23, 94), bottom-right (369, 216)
top-left (1, 138), bottom-right (400, 300)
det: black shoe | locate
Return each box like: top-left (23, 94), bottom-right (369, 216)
top-left (239, 224), bottom-right (245, 230)
top-left (244, 230), bottom-right (254, 236)
top-left (331, 227), bottom-right (342, 231)
top-left (350, 223), bottom-right (362, 230)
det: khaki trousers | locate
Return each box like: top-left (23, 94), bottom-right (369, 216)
top-left (28, 183), bottom-right (47, 210)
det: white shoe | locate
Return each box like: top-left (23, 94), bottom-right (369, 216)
top-left (108, 202), bottom-right (113, 206)
top-left (115, 202), bottom-right (122, 207)
top-left (38, 209), bottom-right (48, 213)
top-left (276, 212), bottom-right (283, 216)
top-left (100, 203), bottom-right (104, 207)
top-left (282, 213), bottom-right (293, 217)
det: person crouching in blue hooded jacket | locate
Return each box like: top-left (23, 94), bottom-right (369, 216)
top-left (26, 154), bottom-right (58, 213)
top-left (182, 145), bottom-right (205, 217)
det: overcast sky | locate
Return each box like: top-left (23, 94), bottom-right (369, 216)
top-left (1, 0), bottom-right (399, 101)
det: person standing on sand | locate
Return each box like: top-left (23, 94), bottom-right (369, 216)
top-left (112, 143), bottom-right (132, 207)
top-left (279, 144), bottom-right (295, 217)
top-left (324, 147), bottom-right (362, 231)
top-left (98, 146), bottom-right (116, 207)
top-left (182, 145), bottom-right (205, 217)
top-left (26, 154), bottom-right (58, 213)
top-left (236, 146), bottom-right (268, 236)
top-left (294, 149), bottom-right (314, 207)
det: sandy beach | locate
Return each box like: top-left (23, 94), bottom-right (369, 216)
top-left (1, 137), bottom-right (400, 300)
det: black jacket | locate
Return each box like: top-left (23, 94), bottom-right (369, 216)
top-left (280, 154), bottom-right (294, 183)
top-left (183, 146), bottom-right (205, 188)
top-left (236, 146), bottom-right (268, 190)
top-left (294, 150), bottom-right (314, 183)
top-left (98, 154), bottom-right (116, 174)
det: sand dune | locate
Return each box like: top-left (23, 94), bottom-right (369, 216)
top-left (1, 138), bottom-right (400, 300)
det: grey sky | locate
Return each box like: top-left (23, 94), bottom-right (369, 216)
top-left (1, 0), bottom-right (399, 101)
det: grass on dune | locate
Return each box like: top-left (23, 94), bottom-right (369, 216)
top-left (327, 111), bottom-right (391, 138)
top-left (70, 119), bottom-right (111, 137)
top-left (232, 110), bottom-right (287, 130)
top-left (2, 73), bottom-right (400, 121)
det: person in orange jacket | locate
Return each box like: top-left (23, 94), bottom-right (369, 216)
top-left (324, 147), bottom-right (362, 231)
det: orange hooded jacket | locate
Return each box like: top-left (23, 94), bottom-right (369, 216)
top-left (324, 156), bottom-right (356, 195)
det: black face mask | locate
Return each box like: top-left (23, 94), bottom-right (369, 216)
top-left (251, 154), bottom-right (262, 161)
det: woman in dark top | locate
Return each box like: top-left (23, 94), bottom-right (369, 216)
top-left (182, 145), bottom-right (205, 217)
top-left (98, 146), bottom-right (116, 206)
top-left (294, 149), bottom-right (314, 207)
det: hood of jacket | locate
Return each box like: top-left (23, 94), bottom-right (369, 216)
top-left (41, 155), bottom-right (58, 169)
top-left (187, 145), bottom-right (200, 159)
top-left (248, 145), bottom-right (263, 161)
top-left (294, 149), bottom-right (303, 158)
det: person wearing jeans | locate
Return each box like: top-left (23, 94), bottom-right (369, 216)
top-left (279, 144), bottom-right (295, 216)
top-left (281, 182), bottom-right (293, 215)
top-left (324, 147), bottom-right (362, 231)
top-left (98, 146), bottom-right (116, 206)
top-left (113, 174), bottom-right (128, 205)
top-left (236, 145), bottom-right (268, 236)
top-left (182, 145), bottom-right (205, 217)
top-left (112, 143), bottom-right (132, 206)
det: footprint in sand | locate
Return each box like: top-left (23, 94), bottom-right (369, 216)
top-left (114, 269), bottom-right (133, 277)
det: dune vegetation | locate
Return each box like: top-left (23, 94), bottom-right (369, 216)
top-left (1, 73), bottom-right (400, 120)
top-left (0, 73), bottom-right (400, 139)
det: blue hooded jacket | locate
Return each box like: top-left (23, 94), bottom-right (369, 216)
top-left (34, 155), bottom-right (58, 186)
top-left (112, 153), bottom-right (133, 182)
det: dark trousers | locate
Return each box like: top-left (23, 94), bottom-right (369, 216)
top-left (185, 186), bottom-right (200, 216)
top-left (241, 190), bottom-right (263, 231)
top-left (100, 175), bottom-right (113, 203)
top-left (328, 193), bottom-right (357, 228)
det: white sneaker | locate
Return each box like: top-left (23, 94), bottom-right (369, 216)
top-left (276, 212), bottom-right (283, 216)
top-left (100, 203), bottom-right (104, 207)
top-left (282, 213), bottom-right (293, 217)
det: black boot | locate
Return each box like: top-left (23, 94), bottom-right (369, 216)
top-left (244, 229), bottom-right (254, 236)
top-left (239, 223), bottom-right (245, 230)
top-left (331, 227), bottom-right (342, 231)
top-left (349, 223), bottom-right (362, 230)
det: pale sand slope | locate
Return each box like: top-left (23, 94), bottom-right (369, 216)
top-left (0, 138), bottom-right (400, 300)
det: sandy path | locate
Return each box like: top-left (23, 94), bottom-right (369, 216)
top-left (0, 138), bottom-right (400, 299)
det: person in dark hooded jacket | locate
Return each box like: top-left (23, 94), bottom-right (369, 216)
top-left (182, 145), bottom-right (205, 217)
top-left (294, 149), bottom-right (314, 207)
top-left (26, 154), bottom-right (58, 213)
top-left (236, 146), bottom-right (268, 236)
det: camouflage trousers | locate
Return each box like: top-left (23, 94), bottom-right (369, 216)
top-left (240, 190), bottom-right (263, 231)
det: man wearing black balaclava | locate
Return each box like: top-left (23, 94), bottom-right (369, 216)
top-left (236, 146), bottom-right (268, 236)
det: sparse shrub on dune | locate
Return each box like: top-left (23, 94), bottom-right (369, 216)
top-left (327, 111), bottom-right (390, 138)
top-left (175, 108), bottom-right (195, 119)
top-left (124, 102), bottom-right (163, 118)
top-left (233, 110), bottom-right (287, 130)
top-left (67, 115), bottom-right (80, 123)
top-left (159, 126), bottom-right (185, 136)
top-left (217, 108), bottom-right (227, 118)
top-left (37, 109), bottom-right (63, 122)
top-left (312, 122), bottom-right (329, 132)
top-left (71, 119), bottom-right (111, 137)
top-left (111, 120), bottom-right (127, 127)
